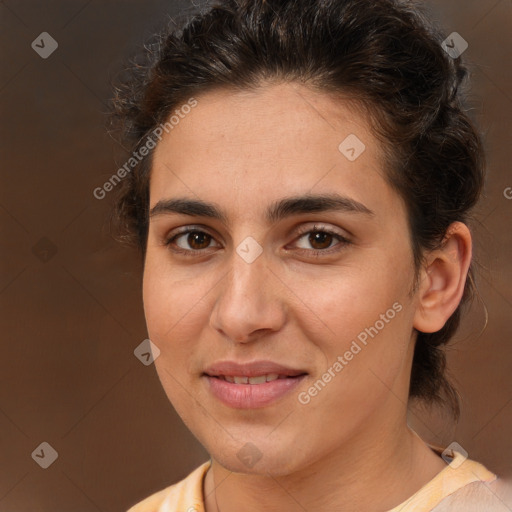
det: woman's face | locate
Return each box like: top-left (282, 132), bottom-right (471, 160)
top-left (143, 83), bottom-right (420, 475)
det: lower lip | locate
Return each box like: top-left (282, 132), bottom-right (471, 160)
top-left (204, 375), bottom-right (307, 409)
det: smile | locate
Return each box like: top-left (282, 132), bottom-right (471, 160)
top-left (204, 374), bottom-right (307, 408)
top-left (214, 374), bottom-right (290, 384)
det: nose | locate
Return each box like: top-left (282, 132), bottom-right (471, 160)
top-left (209, 249), bottom-right (286, 344)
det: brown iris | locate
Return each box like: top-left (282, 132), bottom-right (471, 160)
top-left (308, 231), bottom-right (333, 250)
top-left (187, 231), bottom-right (212, 250)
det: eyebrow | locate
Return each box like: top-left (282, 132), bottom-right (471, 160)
top-left (149, 193), bottom-right (375, 224)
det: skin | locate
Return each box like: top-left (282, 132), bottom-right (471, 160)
top-left (143, 82), bottom-right (472, 511)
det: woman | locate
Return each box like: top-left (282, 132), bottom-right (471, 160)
top-left (110, 0), bottom-right (506, 510)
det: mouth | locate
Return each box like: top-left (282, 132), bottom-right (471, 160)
top-left (210, 373), bottom-right (300, 384)
top-left (203, 360), bottom-right (307, 378)
top-left (202, 361), bottom-right (308, 408)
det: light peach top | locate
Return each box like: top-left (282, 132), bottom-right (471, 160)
top-left (127, 446), bottom-right (502, 512)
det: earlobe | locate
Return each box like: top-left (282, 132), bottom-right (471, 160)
top-left (413, 222), bottom-right (472, 334)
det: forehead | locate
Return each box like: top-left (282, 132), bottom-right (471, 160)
top-left (153, 82), bottom-right (376, 161)
top-left (149, 83), bottom-right (400, 221)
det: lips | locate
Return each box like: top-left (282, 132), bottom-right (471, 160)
top-left (202, 360), bottom-right (308, 409)
top-left (218, 374), bottom-right (283, 384)
top-left (203, 360), bottom-right (307, 379)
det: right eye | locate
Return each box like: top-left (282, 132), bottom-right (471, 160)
top-left (165, 228), bottom-right (221, 256)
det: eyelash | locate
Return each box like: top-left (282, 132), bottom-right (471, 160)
top-left (163, 224), bottom-right (351, 258)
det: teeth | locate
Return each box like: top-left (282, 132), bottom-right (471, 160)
top-left (248, 375), bottom-right (267, 384)
top-left (219, 373), bottom-right (285, 384)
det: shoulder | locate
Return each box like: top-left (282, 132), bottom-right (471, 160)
top-left (431, 474), bottom-right (512, 512)
top-left (126, 486), bottom-right (175, 512)
top-left (126, 461), bottom-right (211, 512)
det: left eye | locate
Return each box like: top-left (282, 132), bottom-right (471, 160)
top-left (293, 229), bottom-right (348, 251)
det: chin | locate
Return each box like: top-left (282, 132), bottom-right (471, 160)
top-left (218, 453), bottom-right (300, 477)
top-left (205, 436), bottom-right (308, 477)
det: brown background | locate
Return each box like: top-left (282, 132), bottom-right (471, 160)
top-left (0, 1), bottom-right (511, 511)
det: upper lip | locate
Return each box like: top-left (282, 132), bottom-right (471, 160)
top-left (203, 360), bottom-right (307, 378)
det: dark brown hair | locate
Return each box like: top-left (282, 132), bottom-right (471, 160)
top-left (108, 0), bottom-right (485, 420)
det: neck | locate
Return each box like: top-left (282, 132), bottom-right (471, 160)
top-left (204, 408), bottom-right (445, 512)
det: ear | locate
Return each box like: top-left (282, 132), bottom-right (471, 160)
top-left (413, 221), bottom-right (473, 334)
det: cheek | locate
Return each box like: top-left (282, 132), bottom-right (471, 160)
top-left (292, 260), bottom-right (406, 338)
top-left (291, 258), bottom-right (412, 387)
top-left (142, 265), bottom-right (209, 398)
top-left (142, 263), bottom-right (207, 416)
top-left (143, 255), bottom-right (210, 340)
